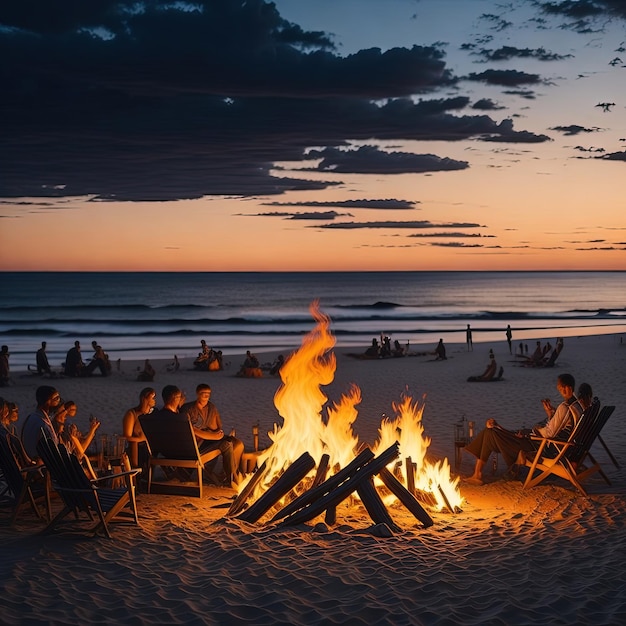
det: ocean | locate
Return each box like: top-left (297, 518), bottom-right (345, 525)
top-left (1, 271), bottom-right (625, 371)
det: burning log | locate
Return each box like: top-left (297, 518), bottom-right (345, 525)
top-left (227, 460), bottom-right (268, 517)
top-left (437, 484), bottom-right (455, 514)
top-left (405, 457), bottom-right (416, 496)
top-left (269, 448), bottom-right (375, 524)
top-left (356, 477), bottom-right (401, 533)
top-left (237, 453), bottom-right (316, 524)
top-left (311, 453), bottom-right (330, 488)
top-left (276, 443), bottom-right (400, 528)
top-left (378, 467), bottom-right (433, 528)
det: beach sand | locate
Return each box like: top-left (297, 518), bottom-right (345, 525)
top-left (1, 333), bottom-right (625, 624)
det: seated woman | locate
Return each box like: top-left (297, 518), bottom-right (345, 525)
top-left (467, 350), bottom-right (497, 382)
top-left (122, 387), bottom-right (157, 468)
top-left (52, 401), bottom-right (101, 478)
top-left (137, 359), bottom-right (156, 381)
top-left (434, 339), bottom-right (447, 360)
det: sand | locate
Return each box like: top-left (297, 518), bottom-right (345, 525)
top-left (1, 333), bottom-right (625, 625)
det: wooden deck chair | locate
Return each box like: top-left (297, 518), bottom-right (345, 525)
top-left (523, 400), bottom-right (614, 496)
top-left (0, 433), bottom-right (51, 526)
top-left (139, 416), bottom-right (221, 498)
top-left (36, 437), bottom-right (140, 538)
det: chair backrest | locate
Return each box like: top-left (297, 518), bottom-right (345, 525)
top-left (0, 434), bottom-right (24, 496)
top-left (37, 437), bottom-right (96, 511)
top-left (139, 416), bottom-right (201, 461)
top-left (564, 399), bottom-right (604, 464)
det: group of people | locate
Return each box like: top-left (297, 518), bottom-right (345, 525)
top-left (122, 383), bottom-right (244, 486)
top-left (364, 336), bottom-right (407, 358)
top-left (5, 380), bottom-right (246, 489)
top-left (464, 372), bottom-right (593, 484)
top-left (30, 340), bottom-right (112, 379)
top-left (193, 340), bottom-right (224, 371)
top-left (2, 386), bottom-right (102, 477)
top-left (518, 338), bottom-right (564, 368)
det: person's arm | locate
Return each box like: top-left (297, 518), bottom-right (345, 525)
top-left (537, 402), bottom-right (569, 438)
top-left (122, 409), bottom-right (145, 443)
top-left (193, 426), bottom-right (224, 440)
top-left (77, 419), bottom-right (100, 452)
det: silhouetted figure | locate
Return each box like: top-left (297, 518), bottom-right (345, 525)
top-left (466, 324), bottom-right (473, 351)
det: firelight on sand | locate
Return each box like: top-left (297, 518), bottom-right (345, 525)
top-left (248, 301), bottom-right (463, 513)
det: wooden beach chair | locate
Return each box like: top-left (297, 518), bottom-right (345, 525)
top-left (522, 400), bottom-right (615, 496)
top-left (0, 433), bottom-right (51, 526)
top-left (139, 416), bottom-right (221, 498)
top-left (36, 437), bottom-right (140, 537)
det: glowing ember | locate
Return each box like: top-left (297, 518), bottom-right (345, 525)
top-left (244, 300), bottom-right (463, 513)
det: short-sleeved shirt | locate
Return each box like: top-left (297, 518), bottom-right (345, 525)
top-left (180, 401), bottom-right (221, 431)
top-left (21, 409), bottom-right (58, 460)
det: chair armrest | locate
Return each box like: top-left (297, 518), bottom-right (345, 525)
top-left (529, 435), bottom-right (572, 447)
top-left (90, 468), bottom-right (141, 485)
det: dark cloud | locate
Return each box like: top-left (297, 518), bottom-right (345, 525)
top-left (250, 210), bottom-right (350, 220)
top-left (473, 45), bottom-right (572, 62)
top-left (538, 1), bottom-right (626, 20)
top-left (407, 232), bottom-right (495, 238)
top-left (465, 69), bottom-right (543, 87)
top-left (479, 119), bottom-right (552, 143)
top-left (551, 124), bottom-right (602, 135)
top-left (600, 150), bottom-right (626, 161)
top-left (0, 1), bottom-right (566, 202)
top-left (472, 98), bottom-right (506, 110)
top-left (313, 221), bottom-right (483, 230)
top-left (429, 242), bottom-right (484, 248)
top-left (573, 145), bottom-right (606, 152)
top-left (306, 145), bottom-right (469, 174)
top-left (502, 89), bottom-right (538, 99)
top-left (261, 199), bottom-right (417, 209)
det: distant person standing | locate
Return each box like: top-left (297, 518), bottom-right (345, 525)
top-left (466, 325), bottom-right (473, 351)
top-left (505, 325), bottom-right (513, 354)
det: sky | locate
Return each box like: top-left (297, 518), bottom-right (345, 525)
top-left (0, 0), bottom-right (625, 272)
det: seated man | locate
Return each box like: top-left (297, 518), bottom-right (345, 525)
top-left (180, 384), bottom-right (244, 484)
top-left (20, 385), bottom-right (61, 461)
top-left (464, 373), bottom-right (582, 485)
top-left (64, 341), bottom-right (84, 377)
top-left (434, 338), bottom-right (447, 360)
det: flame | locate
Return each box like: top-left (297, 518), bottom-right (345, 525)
top-left (243, 300), bottom-right (463, 513)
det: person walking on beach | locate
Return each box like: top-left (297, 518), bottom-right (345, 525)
top-left (464, 373), bottom-right (582, 485)
top-left (505, 325), bottom-right (513, 354)
top-left (466, 325), bottom-right (473, 351)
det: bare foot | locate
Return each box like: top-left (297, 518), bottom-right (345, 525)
top-left (466, 476), bottom-right (484, 486)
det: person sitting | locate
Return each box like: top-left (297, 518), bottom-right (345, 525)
top-left (269, 354), bottom-right (285, 376)
top-left (64, 341), bottom-right (85, 377)
top-left (392, 340), bottom-right (405, 357)
top-left (193, 340), bottom-right (211, 369)
top-left (434, 338), bottom-right (447, 360)
top-left (237, 350), bottom-right (262, 377)
top-left (52, 401), bottom-right (100, 475)
top-left (122, 387), bottom-right (157, 468)
top-left (467, 350), bottom-right (498, 382)
top-left (364, 338), bottom-right (380, 358)
top-left (85, 340), bottom-right (111, 376)
top-left (137, 359), bottom-right (156, 382)
top-left (180, 383), bottom-right (244, 483)
top-left (36, 341), bottom-right (52, 376)
top-left (0, 345), bottom-right (10, 386)
top-left (464, 373), bottom-right (582, 485)
top-left (20, 386), bottom-right (61, 461)
top-left (0, 397), bottom-right (15, 436)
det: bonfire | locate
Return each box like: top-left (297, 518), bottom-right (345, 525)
top-left (232, 301), bottom-right (463, 525)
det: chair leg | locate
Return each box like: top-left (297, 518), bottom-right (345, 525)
top-left (597, 435), bottom-right (620, 469)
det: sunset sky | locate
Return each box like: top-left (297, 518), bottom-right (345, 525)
top-left (1, 0), bottom-right (625, 271)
